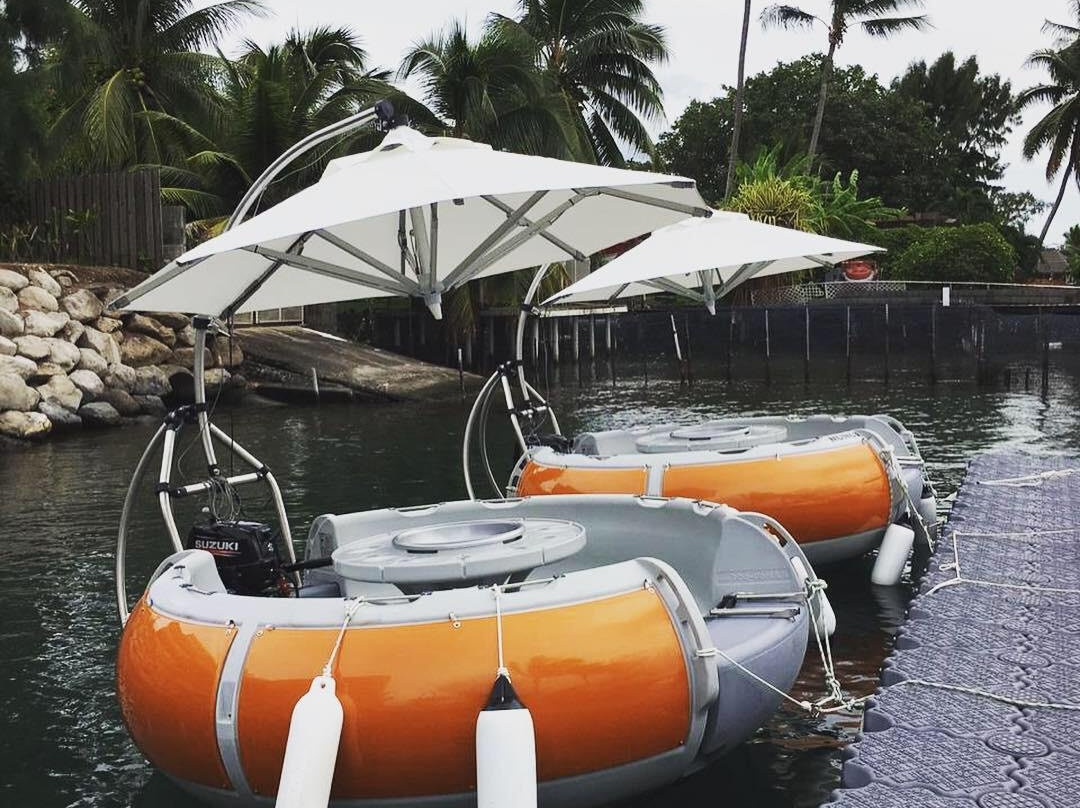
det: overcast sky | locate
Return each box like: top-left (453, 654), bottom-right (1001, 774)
top-left (209, 0), bottom-right (1080, 243)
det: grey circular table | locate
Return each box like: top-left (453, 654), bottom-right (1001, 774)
top-left (331, 517), bottom-right (586, 589)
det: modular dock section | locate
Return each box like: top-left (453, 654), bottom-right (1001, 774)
top-left (827, 452), bottom-right (1080, 808)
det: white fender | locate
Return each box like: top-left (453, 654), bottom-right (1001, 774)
top-left (871, 523), bottom-right (915, 586)
top-left (275, 675), bottom-right (344, 808)
top-left (790, 557), bottom-right (836, 637)
top-left (476, 675), bottom-right (537, 808)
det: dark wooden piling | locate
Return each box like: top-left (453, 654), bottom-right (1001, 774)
top-left (764, 308), bottom-right (772, 385)
top-left (883, 303), bottom-right (891, 385)
top-left (803, 305), bottom-right (810, 384)
top-left (845, 305), bottom-right (852, 383)
top-left (930, 304), bottom-right (938, 384)
top-left (727, 308), bottom-right (736, 382)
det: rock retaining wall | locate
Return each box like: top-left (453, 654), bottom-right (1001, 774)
top-left (0, 263), bottom-right (244, 441)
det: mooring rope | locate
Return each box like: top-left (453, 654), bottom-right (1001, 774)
top-left (893, 679), bottom-right (1080, 711)
top-left (924, 530), bottom-right (1080, 597)
top-left (978, 468), bottom-right (1080, 488)
top-left (701, 576), bottom-right (867, 716)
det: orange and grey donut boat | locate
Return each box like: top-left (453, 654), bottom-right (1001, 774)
top-left (117, 495), bottom-right (819, 807)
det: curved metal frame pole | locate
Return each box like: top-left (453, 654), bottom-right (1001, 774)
top-left (115, 424), bottom-right (167, 625)
top-left (463, 370), bottom-right (502, 499)
top-left (192, 318), bottom-right (218, 471)
top-left (515, 264), bottom-right (552, 402)
top-left (226, 106), bottom-right (380, 231)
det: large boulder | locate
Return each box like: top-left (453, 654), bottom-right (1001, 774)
top-left (0, 268), bottom-right (29, 292)
top-left (45, 338), bottom-right (81, 371)
top-left (0, 355), bottom-right (37, 379)
top-left (93, 316), bottom-right (124, 334)
top-left (171, 346), bottom-right (212, 369)
top-left (151, 312), bottom-right (190, 330)
top-left (121, 333), bottom-right (172, 367)
top-left (35, 373), bottom-right (82, 411)
top-left (0, 410), bottom-right (52, 439)
top-left (102, 362), bottom-right (137, 393)
top-left (77, 347), bottom-right (108, 375)
top-left (211, 337), bottom-right (244, 368)
top-left (0, 286), bottom-right (16, 313)
top-left (27, 267), bottom-right (62, 297)
top-left (78, 401), bottom-right (122, 428)
top-left (17, 285), bottom-right (59, 312)
top-left (23, 310), bottom-right (70, 338)
top-left (58, 318), bottom-right (85, 344)
top-left (97, 387), bottom-right (141, 416)
top-left (134, 394), bottom-right (168, 417)
top-left (69, 369), bottom-right (104, 400)
top-left (60, 288), bottom-right (105, 323)
top-left (126, 314), bottom-right (176, 346)
top-left (78, 327), bottom-right (121, 366)
top-left (133, 365), bottom-right (171, 397)
top-left (14, 334), bottom-right (50, 361)
top-left (0, 373), bottom-right (40, 411)
top-left (0, 336), bottom-right (14, 356)
top-left (39, 399), bottom-right (82, 429)
top-left (204, 367), bottom-right (231, 388)
top-left (175, 323), bottom-right (196, 347)
top-left (28, 362), bottom-right (64, 382)
top-left (0, 309), bottom-right (24, 338)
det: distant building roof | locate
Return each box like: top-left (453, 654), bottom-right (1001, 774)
top-left (1036, 248), bottom-right (1069, 277)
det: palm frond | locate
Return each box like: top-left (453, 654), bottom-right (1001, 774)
top-left (157, 0), bottom-right (268, 53)
top-left (860, 15), bottom-right (931, 37)
top-left (760, 4), bottom-right (819, 30)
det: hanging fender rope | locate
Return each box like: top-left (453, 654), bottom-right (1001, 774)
top-left (322, 597), bottom-right (366, 678)
top-left (492, 585), bottom-right (509, 679)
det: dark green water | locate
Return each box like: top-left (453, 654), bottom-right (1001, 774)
top-left (3, 356), bottom-right (1079, 807)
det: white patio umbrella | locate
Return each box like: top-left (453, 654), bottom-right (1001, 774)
top-left (543, 212), bottom-right (883, 313)
top-left (112, 123), bottom-right (710, 319)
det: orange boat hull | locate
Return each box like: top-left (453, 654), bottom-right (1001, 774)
top-left (514, 442), bottom-right (892, 546)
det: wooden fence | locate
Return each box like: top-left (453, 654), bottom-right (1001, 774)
top-left (23, 168), bottom-right (184, 270)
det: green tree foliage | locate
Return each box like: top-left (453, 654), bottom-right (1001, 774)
top-left (1020, 30), bottom-right (1080, 243)
top-left (657, 58), bottom-right (939, 208)
top-left (893, 53), bottom-right (1022, 221)
top-left (1063, 224), bottom-right (1080, 282)
top-left (45, 1), bottom-right (266, 171)
top-left (491, 0), bottom-right (668, 165)
top-left (887, 224), bottom-right (1018, 283)
top-left (400, 20), bottom-right (571, 157)
top-left (760, 0), bottom-right (929, 158)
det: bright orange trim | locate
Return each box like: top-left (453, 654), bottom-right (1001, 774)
top-left (236, 588), bottom-right (689, 798)
top-left (516, 461), bottom-right (648, 496)
top-left (661, 443), bottom-right (891, 543)
top-left (116, 600), bottom-right (234, 789)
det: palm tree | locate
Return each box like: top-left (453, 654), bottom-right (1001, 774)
top-left (148, 26), bottom-right (416, 224)
top-left (724, 0), bottom-right (753, 199)
top-left (400, 20), bottom-right (572, 158)
top-left (48, 0), bottom-right (265, 170)
top-left (1019, 42), bottom-right (1080, 245)
top-left (490, 0), bottom-right (668, 166)
top-left (760, 0), bottom-right (929, 159)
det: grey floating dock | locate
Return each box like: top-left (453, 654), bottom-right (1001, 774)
top-left (826, 453), bottom-right (1080, 808)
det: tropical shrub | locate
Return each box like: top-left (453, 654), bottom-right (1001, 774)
top-left (888, 224), bottom-right (1017, 283)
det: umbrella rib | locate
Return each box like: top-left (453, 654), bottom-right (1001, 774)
top-left (409, 206), bottom-right (432, 287)
top-left (719, 261), bottom-right (774, 297)
top-left (447, 191), bottom-right (596, 290)
top-left (585, 187), bottom-right (713, 218)
top-left (805, 255), bottom-right (836, 269)
top-left (443, 190), bottom-right (549, 288)
top-left (312, 229), bottom-right (423, 294)
top-left (221, 234), bottom-right (311, 319)
top-left (429, 203), bottom-right (439, 291)
top-left (248, 246), bottom-right (413, 297)
top-left (480, 196), bottom-right (587, 262)
top-left (107, 255), bottom-right (210, 311)
top-left (643, 278), bottom-right (704, 302)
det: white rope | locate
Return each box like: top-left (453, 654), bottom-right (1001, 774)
top-left (924, 530), bottom-right (1080, 596)
top-left (978, 468), bottom-right (1080, 487)
top-left (894, 679), bottom-right (1080, 711)
top-left (881, 446), bottom-right (936, 551)
top-left (492, 585), bottom-right (509, 679)
top-left (702, 577), bottom-right (867, 716)
top-left (322, 597), bottom-right (366, 678)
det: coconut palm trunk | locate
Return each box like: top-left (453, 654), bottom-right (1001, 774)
top-left (724, 0), bottom-right (753, 199)
top-left (807, 38), bottom-right (837, 159)
top-left (1040, 156), bottom-right (1075, 244)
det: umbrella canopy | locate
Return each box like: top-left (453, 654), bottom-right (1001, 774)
top-left (543, 212), bottom-right (883, 313)
top-left (112, 124), bottom-right (709, 318)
